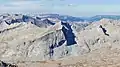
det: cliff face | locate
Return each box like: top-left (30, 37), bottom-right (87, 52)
top-left (0, 17), bottom-right (91, 62)
top-left (26, 29), bottom-right (66, 60)
top-left (12, 22), bottom-right (79, 61)
top-left (0, 19), bottom-right (78, 61)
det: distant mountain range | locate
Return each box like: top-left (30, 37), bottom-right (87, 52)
top-left (87, 15), bottom-right (120, 22)
top-left (36, 14), bottom-right (85, 22)
top-left (33, 14), bottom-right (120, 22)
top-left (1, 14), bottom-right (120, 23)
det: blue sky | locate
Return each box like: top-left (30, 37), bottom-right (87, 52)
top-left (0, 0), bottom-right (120, 17)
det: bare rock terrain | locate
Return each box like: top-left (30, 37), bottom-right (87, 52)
top-left (0, 14), bottom-right (120, 67)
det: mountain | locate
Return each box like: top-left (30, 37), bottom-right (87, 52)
top-left (0, 14), bottom-right (56, 28)
top-left (87, 15), bottom-right (120, 22)
top-left (32, 14), bottom-right (120, 22)
top-left (2, 14), bottom-right (120, 24)
top-left (32, 14), bottom-right (85, 22)
top-left (1, 14), bottom-right (120, 67)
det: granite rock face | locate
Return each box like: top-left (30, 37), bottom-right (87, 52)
top-left (10, 21), bottom-right (79, 61)
top-left (0, 17), bottom-right (79, 61)
top-left (1, 14), bottom-right (120, 65)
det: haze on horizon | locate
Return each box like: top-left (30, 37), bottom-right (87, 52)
top-left (0, 0), bottom-right (120, 17)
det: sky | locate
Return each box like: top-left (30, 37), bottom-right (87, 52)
top-left (0, 0), bottom-right (120, 17)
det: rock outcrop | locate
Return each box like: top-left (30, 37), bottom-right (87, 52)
top-left (0, 60), bottom-right (17, 67)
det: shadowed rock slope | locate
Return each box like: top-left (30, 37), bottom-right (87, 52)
top-left (1, 14), bottom-right (120, 67)
top-left (15, 18), bottom-right (120, 67)
top-left (0, 19), bottom-right (82, 62)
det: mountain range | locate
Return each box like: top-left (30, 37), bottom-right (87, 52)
top-left (0, 14), bottom-right (120, 67)
top-left (31, 14), bottom-right (120, 22)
